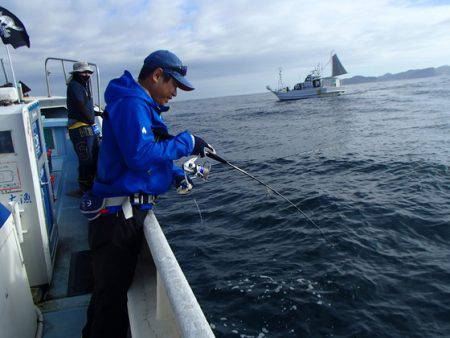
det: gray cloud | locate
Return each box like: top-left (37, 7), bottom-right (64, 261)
top-left (2, 0), bottom-right (450, 101)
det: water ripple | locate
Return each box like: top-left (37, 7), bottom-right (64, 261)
top-left (161, 78), bottom-right (450, 337)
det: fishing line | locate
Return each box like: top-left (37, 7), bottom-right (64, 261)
top-left (193, 198), bottom-right (203, 225)
top-left (206, 152), bottom-right (326, 240)
top-left (207, 142), bottom-right (343, 173)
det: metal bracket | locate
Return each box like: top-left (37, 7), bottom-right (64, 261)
top-left (9, 201), bottom-right (27, 243)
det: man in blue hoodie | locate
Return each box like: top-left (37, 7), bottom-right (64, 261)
top-left (82, 50), bottom-right (214, 338)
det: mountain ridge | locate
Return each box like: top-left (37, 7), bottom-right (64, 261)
top-left (342, 65), bottom-right (450, 85)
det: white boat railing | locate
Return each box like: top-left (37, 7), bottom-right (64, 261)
top-left (127, 211), bottom-right (215, 338)
top-left (44, 57), bottom-right (102, 108)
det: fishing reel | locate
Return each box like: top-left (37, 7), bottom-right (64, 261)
top-left (183, 156), bottom-right (211, 181)
top-left (177, 157), bottom-right (211, 195)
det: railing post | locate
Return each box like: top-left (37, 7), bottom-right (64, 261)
top-left (61, 60), bottom-right (67, 84)
top-left (45, 58), bottom-right (51, 97)
top-left (93, 65), bottom-right (102, 108)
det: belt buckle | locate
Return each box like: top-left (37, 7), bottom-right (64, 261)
top-left (130, 193), bottom-right (157, 206)
top-left (150, 195), bottom-right (157, 205)
top-left (130, 193), bottom-right (139, 205)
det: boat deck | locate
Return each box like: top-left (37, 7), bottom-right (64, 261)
top-left (36, 152), bottom-right (181, 338)
top-left (31, 94), bottom-right (214, 338)
top-left (39, 158), bottom-right (90, 337)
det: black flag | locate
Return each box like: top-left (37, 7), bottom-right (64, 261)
top-left (0, 6), bottom-right (30, 49)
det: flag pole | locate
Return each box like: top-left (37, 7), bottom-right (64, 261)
top-left (0, 58), bottom-right (8, 83)
top-left (4, 44), bottom-right (17, 88)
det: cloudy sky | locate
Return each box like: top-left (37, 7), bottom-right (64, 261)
top-left (2, 0), bottom-right (450, 101)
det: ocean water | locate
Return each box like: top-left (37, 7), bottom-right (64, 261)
top-left (156, 76), bottom-right (450, 337)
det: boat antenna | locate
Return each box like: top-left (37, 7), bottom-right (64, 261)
top-left (277, 67), bottom-right (285, 90)
top-left (206, 152), bottom-right (326, 240)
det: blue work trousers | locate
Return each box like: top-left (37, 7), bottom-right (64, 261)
top-left (69, 125), bottom-right (100, 192)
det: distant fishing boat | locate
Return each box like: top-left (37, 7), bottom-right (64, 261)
top-left (267, 53), bottom-right (348, 101)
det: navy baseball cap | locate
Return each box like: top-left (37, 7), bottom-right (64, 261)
top-left (143, 50), bottom-right (194, 91)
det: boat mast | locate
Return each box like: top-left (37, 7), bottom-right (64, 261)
top-left (4, 45), bottom-right (17, 89)
top-left (277, 67), bottom-right (285, 90)
top-left (330, 50), bottom-right (334, 75)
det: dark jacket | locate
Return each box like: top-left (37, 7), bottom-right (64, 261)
top-left (66, 76), bottom-right (95, 124)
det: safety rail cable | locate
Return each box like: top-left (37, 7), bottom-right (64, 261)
top-left (44, 57), bottom-right (102, 108)
top-left (143, 211), bottom-right (215, 338)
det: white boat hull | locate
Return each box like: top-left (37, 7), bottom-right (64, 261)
top-left (271, 86), bottom-right (345, 101)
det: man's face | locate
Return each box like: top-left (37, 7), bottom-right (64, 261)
top-left (152, 75), bottom-right (178, 105)
top-left (141, 68), bottom-right (178, 105)
top-left (80, 71), bottom-right (92, 81)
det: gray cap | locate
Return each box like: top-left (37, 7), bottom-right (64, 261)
top-left (71, 61), bottom-right (93, 74)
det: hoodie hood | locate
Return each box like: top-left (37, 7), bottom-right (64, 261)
top-left (104, 70), bottom-right (169, 113)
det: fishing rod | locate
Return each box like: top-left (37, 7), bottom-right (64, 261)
top-left (205, 151), bottom-right (326, 240)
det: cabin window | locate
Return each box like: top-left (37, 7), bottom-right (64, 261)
top-left (0, 131), bottom-right (14, 154)
top-left (44, 128), bottom-right (55, 150)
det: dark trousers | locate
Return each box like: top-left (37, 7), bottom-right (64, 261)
top-left (69, 125), bottom-right (100, 192)
top-left (82, 208), bottom-right (147, 338)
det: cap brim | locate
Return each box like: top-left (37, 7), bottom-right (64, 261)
top-left (167, 71), bottom-right (195, 91)
top-left (70, 69), bottom-right (94, 74)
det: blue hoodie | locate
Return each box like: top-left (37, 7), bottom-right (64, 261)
top-left (92, 71), bottom-right (194, 197)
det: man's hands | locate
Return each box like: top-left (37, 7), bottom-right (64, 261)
top-left (192, 135), bottom-right (215, 157)
top-left (94, 105), bottom-right (104, 117)
top-left (175, 134), bottom-right (215, 194)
